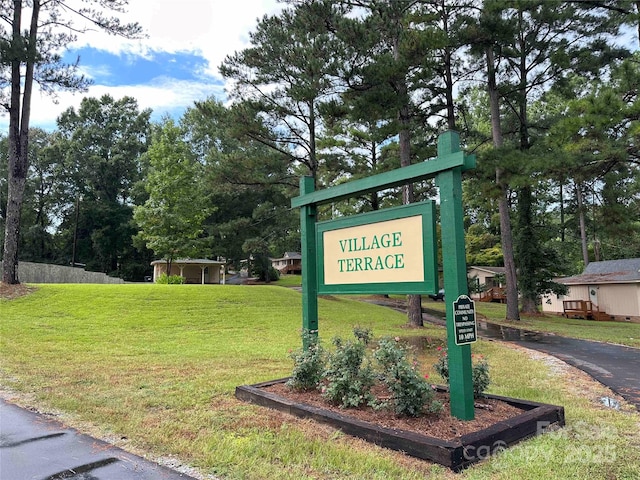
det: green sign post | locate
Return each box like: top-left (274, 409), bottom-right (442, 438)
top-left (292, 130), bottom-right (476, 419)
top-left (299, 176), bottom-right (318, 349)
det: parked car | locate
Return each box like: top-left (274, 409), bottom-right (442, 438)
top-left (429, 289), bottom-right (445, 301)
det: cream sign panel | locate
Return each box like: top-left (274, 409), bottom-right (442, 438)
top-left (323, 215), bottom-right (425, 285)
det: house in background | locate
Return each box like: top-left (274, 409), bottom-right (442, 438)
top-left (151, 258), bottom-right (226, 284)
top-left (468, 266), bottom-right (507, 303)
top-left (541, 258), bottom-right (640, 323)
top-left (271, 252), bottom-right (302, 274)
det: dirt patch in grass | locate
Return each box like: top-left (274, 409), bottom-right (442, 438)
top-left (0, 282), bottom-right (37, 300)
top-left (263, 382), bottom-right (524, 441)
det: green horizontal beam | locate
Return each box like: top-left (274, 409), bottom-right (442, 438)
top-left (291, 150), bottom-right (475, 208)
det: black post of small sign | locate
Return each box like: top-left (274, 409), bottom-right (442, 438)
top-left (453, 295), bottom-right (477, 345)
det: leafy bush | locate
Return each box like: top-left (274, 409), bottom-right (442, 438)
top-left (286, 332), bottom-right (326, 391)
top-left (287, 328), bottom-right (446, 416)
top-left (373, 337), bottom-right (437, 416)
top-left (433, 348), bottom-right (491, 397)
top-left (471, 356), bottom-right (491, 396)
top-left (155, 273), bottom-right (185, 284)
top-left (322, 328), bottom-right (376, 408)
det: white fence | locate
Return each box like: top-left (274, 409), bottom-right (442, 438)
top-left (1, 261), bottom-right (125, 284)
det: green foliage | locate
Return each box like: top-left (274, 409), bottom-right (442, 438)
top-left (182, 99), bottom-right (300, 268)
top-left (433, 348), bottom-right (491, 397)
top-left (471, 356), bottom-right (491, 397)
top-left (133, 119), bottom-right (213, 264)
top-left (3, 0), bottom-right (144, 281)
top-left (286, 332), bottom-right (326, 391)
top-left (9, 97), bottom-right (153, 279)
top-left (373, 337), bottom-right (437, 417)
top-left (289, 328), bottom-right (442, 416)
top-left (219, 2), bottom-right (340, 180)
top-left (154, 273), bottom-right (185, 285)
top-left (243, 244), bottom-right (279, 283)
top-left (322, 328), bottom-right (376, 408)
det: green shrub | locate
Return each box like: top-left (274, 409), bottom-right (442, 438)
top-left (286, 332), bottom-right (326, 391)
top-left (322, 328), bottom-right (376, 408)
top-left (433, 348), bottom-right (491, 397)
top-left (373, 337), bottom-right (436, 417)
top-left (471, 356), bottom-right (491, 396)
top-left (155, 273), bottom-right (185, 284)
top-left (286, 329), bottom-right (459, 416)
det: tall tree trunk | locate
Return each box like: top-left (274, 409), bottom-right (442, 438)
top-left (559, 182), bottom-right (565, 242)
top-left (2, 1), bottom-right (39, 284)
top-left (576, 183), bottom-right (589, 267)
top-left (486, 46), bottom-right (520, 321)
top-left (515, 12), bottom-right (538, 315)
top-left (444, 46), bottom-right (456, 130)
top-left (518, 185), bottom-right (538, 314)
top-left (440, 0), bottom-right (456, 130)
top-left (392, 32), bottom-right (422, 327)
top-left (308, 100), bottom-right (318, 184)
top-left (636, 2), bottom-right (640, 45)
top-left (399, 109), bottom-right (423, 327)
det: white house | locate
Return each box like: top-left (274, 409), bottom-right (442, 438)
top-left (541, 258), bottom-right (640, 323)
top-left (468, 266), bottom-right (505, 290)
top-left (468, 266), bottom-right (506, 302)
top-left (271, 252), bottom-right (302, 274)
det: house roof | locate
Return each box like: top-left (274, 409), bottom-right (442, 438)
top-left (151, 258), bottom-right (225, 266)
top-left (558, 258), bottom-right (640, 285)
top-left (469, 266), bottom-right (505, 275)
top-left (272, 252), bottom-right (302, 261)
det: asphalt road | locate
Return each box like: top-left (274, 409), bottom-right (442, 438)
top-left (0, 399), bottom-right (200, 480)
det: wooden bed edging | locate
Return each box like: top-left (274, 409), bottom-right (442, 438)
top-left (235, 378), bottom-right (565, 471)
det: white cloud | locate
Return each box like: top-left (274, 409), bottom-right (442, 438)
top-left (0, 0), bottom-right (285, 131)
top-left (69, 0), bottom-right (284, 78)
top-left (5, 77), bottom-right (227, 131)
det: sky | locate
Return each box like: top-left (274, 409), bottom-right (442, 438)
top-left (0, 0), bottom-right (284, 132)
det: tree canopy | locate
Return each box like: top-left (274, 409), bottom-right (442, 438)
top-left (2, 1), bottom-right (639, 320)
top-left (1, 0), bottom-right (143, 283)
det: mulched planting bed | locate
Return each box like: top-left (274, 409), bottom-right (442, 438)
top-left (236, 378), bottom-right (565, 471)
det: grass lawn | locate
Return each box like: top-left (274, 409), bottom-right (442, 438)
top-left (1, 284), bottom-right (639, 480)
top-left (274, 274), bottom-right (302, 288)
top-left (423, 300), bottom-right (640, 348)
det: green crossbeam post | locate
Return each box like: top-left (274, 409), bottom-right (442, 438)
top-left (299, 176), bottom-right (318, 349)
top-left (435, 131), bottom-right (475, 420)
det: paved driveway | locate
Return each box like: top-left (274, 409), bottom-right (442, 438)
top-left (368, 298), bottom-right (640, 411)
top-left (475, 321), bottom-right (640, 410)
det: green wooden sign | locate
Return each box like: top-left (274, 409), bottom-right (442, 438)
top-left (292, 131), bottom-right (477, 420)
top-left (316, 202), bottom-right (437, 295)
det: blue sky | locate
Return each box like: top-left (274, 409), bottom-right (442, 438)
top-left (0, 0), bottom-right (283, 131)
top-left (65, 48), bottom-right (214, 86)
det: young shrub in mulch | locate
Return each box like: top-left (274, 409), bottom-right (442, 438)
top-left (433, 348), bottom-right (491, 397)
top-left (322, 327), bottom-right (377, 408)
top-left (286, 328), bottom-right (448, 417)
top-left (373, 336), bottom-right (443, 416)
top-left (286, 331), bottom-right (326, 391)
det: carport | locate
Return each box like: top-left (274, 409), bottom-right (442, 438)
top-left (151, 258), bottom-right (226, 284)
